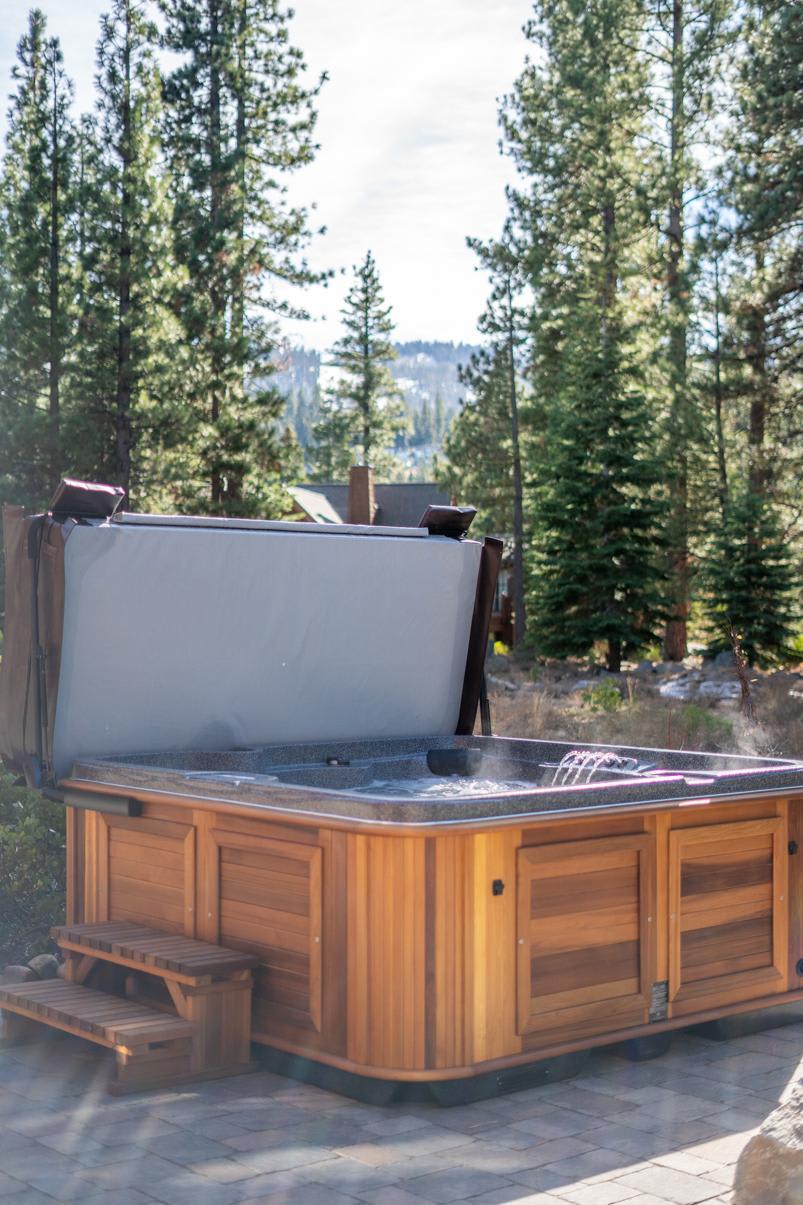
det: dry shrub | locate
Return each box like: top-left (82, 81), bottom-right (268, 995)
top-left (489, 689), bottom-right (569, 741)
top-left (489, 679), bottom-right (803, 758)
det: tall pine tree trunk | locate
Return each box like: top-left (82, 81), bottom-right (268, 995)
top-left (48, 55), bottom-right (61, 491)
top-left (664, 0), bottom-right (689, 662)
top-left (208, 0), bottom-right (224, 509)
top-left (506, 280), bottom-right (527, 646)
top-left (746, 248), bottom-right (769, 498)
top-left (361, 303), bottom-right (371, 462)
top-left (602, 194), bottom-right (621, 674)
top-left (226, 0), bottom-right (247, 509)
top-left (712, 252), bottom-right (728, 517)
top-left (115, 0), bottom-right (133, 500)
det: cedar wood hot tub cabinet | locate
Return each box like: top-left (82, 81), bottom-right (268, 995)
top-left (62, 777), bottom-right (803, 1086)
top-left (1, 483), bottom-right (802, 1096)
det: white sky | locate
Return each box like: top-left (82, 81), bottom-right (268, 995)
top-left (0, 0), bottom-right (533, 349)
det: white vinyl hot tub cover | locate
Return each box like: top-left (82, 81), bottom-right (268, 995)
top-left (51, 520), bottom-right (482, 779)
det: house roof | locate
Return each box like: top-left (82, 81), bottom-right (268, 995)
top-left (290, 482), bottom-right (450, 528)
top-left (288, 486), bottom-right (344, 526)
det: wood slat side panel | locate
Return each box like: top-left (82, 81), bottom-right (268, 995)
top-left (103, 817), bottom-right (194, 937)
top-left (670, 801), bottom-right (778, 829)
top-left (531, 940), bottom-right (640, 999)
top-left (469, 830), bottom-right (521, 1064)
top-left (109, 843), bottom-right (184, 872)
top-left (521, 815), bottom-right (646, 846)
top-left (680, 896), bottom-right (771, 933)
top-left (681, 846), bottom-right (773, 896)
top-left (212, 830), bottom-right (322, 1034)
top-left (518, 834), bottom-right (651, 1039)
top-left (221, 846), bottom-right (311, 879)
top-left (681, 915), bottom-right (773, 975)
top-left (346, 834), bottom-right (427, 1070)
top-left (668, 816), bottom-right (788, 1011)
top-left (518, 992), bottom-right (646, 1050)
top-left (221, 878), bottom-right (309, 921)
top-left (531, 862), bottom-right (640, 918)
top-left (430, 834), bottom-right (469, 1070)
top-left (207, 813), bottom-right (319, 846)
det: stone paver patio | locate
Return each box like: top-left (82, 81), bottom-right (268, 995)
top-left (0, 1021), bottom-right (800, 1204)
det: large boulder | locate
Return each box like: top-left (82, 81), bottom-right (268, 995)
top-left (734, 1072), bottom-right (803, 1204)
top-left (28, 953), bottom-right (60, 980)
top-left (0, 965), bottom-right (37, 984)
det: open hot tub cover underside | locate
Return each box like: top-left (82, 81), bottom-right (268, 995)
top-left (48, 520), bottom-right (482, 780)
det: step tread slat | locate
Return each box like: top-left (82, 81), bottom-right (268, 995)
top-left (52, 921), bottom-right (257, 979)
top-left (0, 980), bottom-right (195, 1046)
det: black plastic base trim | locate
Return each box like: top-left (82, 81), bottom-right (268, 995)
top-left (254, 999), bottom-right (803, 1105)
top-left (619, 1032), bottom-right (674, 1062)
top-left (254, 1046), bottom-right (590, 1107)
top-left (689, 1000), bottom-right (803, 1042)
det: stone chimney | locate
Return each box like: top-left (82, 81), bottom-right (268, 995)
top-left (348, 464), bottom-right (376, 525)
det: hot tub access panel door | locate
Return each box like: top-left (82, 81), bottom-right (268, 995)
top-left (204, 829), bottom-right (323, 1035)
top-left (516, 834), bottom-right (653, 1044)
top-left (667, 817), bottom-right (788, 1016)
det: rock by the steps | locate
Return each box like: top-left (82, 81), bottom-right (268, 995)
top-left (27, 953), bottom-right (59, 980)
top-left (486, 654), bottom-right (510, 672)
top-left (734, 1072), bottom-right (803, 1204)
top-left (1, 965), bottom-right (37, 984)
top-left (635, 660), bottom-right (655, 675)
top-left (713, 649), bottom-right (737, 668)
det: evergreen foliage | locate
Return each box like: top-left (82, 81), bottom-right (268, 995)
top-left (720, 0), bottom-right (802, 515)
top-left (443, 346), bottom-right (519, 536)
top-left (0, 10), bottom-right (75, 506)
top-left (0, 767), bottom-right (65, 966)
top-left (309, 390), bottom-right (353, 481)
top-left (311, 251), bottom-right (407, 477)
top-left (69, 0), bottom-right (186, 508)
top-left (529, 322), bottom-right (667, 673)
top-left (704, 489), bottom-right (799, 665)
top-left (500, 0), bottom-right (667, 670)
top-left (160, 0), bottom-right (324, 515)
top-left (0, 0), bottom-right (798, 670)
top-left (644, 0), bottom-right (730, 660)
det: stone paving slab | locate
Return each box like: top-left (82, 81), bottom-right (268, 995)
top-left (0, 1022), bottom-right (800, 1204)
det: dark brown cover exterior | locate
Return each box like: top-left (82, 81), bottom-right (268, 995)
top-left (0, 507), bottom-right (69, 785)
top-left (456, 536), bottom-right (503, 735)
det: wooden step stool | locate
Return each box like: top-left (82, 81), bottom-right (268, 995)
top-left (0, 921), bottom-right (259, 1093)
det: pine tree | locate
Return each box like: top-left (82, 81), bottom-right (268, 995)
top-left (161, 0), bottom-right (323, 515)
top-left (503, 0), bottom-right (667, 671)
top-left (720, 0), bottom-right (802, 527)
top-left (441, 345), bottom-right (522, 537)
top-left (704, 489), bottom-right (798, 665)
top-left (316, 251), bottom-right (407, 476)
top-left (433, 391), bottom-right (447, 442)
top-left (0, 10), bottom-right (75, 505)
top-left (309, 390), bottom-right (353, 481)
top-left (412, 398), bottom-right (434, 448)
top-left (529, 326), bottom-right (667, 671)
top-left (644, 0), bottom-right (730, 659)
top-left (468, 237), bottom-right (529, 643)
top-left (69, 0), bottom-right (186, 508)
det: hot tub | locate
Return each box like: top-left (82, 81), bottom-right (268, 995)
top-left (2, 482), bottom-right (802, 1101)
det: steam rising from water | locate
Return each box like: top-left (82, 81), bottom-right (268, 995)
top-left (354, 776), bottom-right (534, 799)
